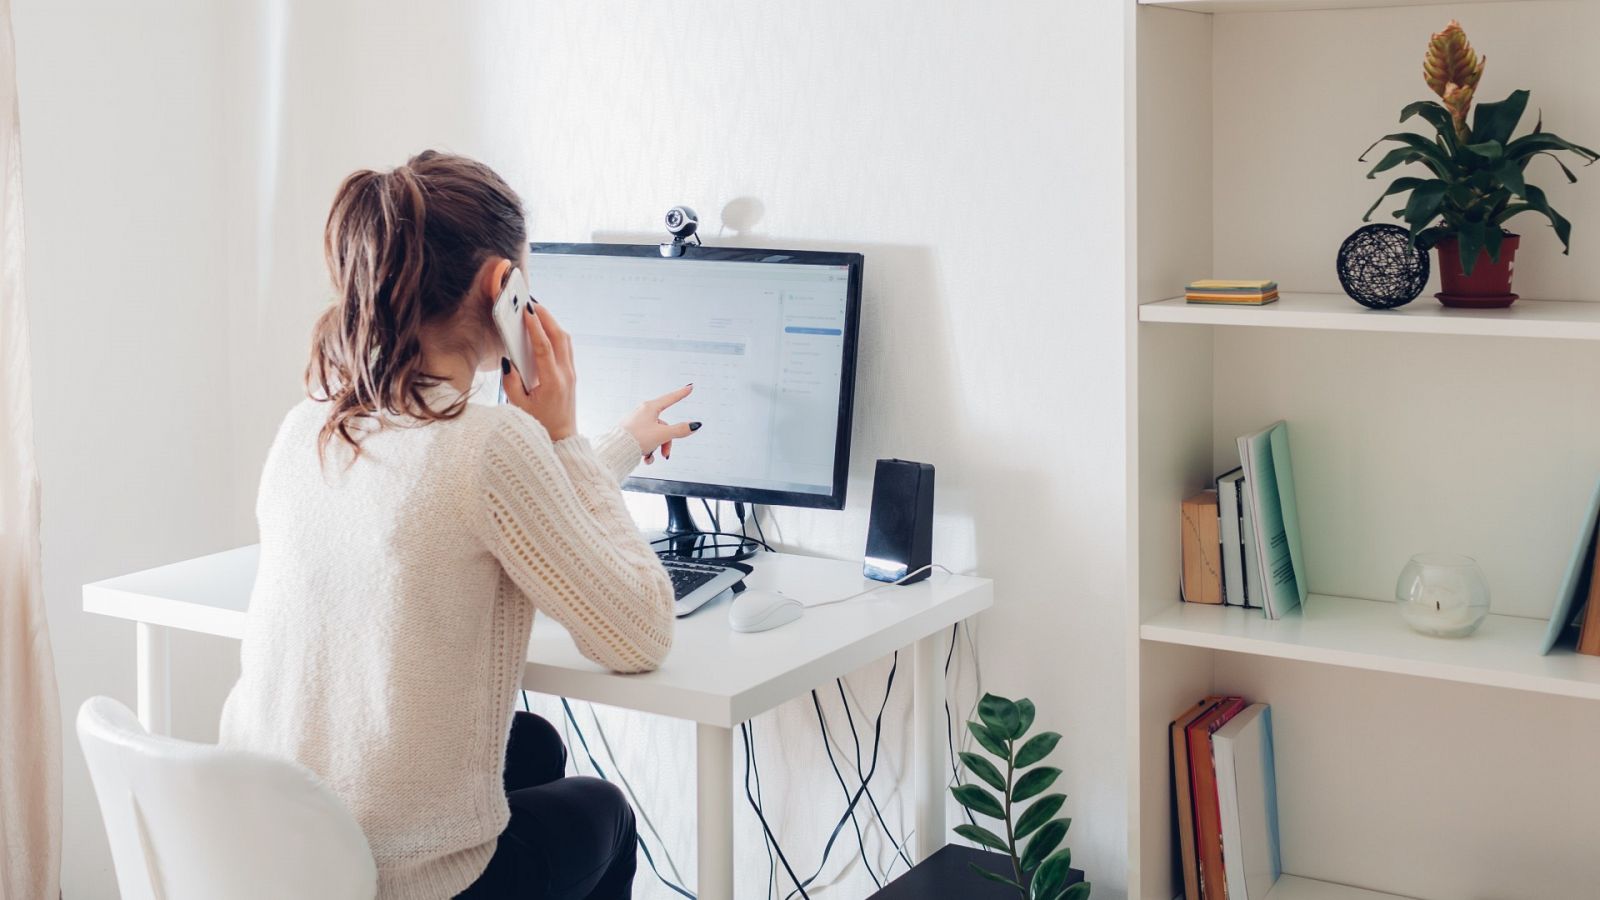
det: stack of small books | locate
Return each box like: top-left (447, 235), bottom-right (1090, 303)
top-left (1185, 279), bottom-right (1279, 305)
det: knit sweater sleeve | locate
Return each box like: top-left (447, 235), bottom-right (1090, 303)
top-left (473, 411), bottom-right (674, 673)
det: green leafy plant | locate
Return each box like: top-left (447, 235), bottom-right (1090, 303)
top-left (951, 693), bottom-right (1089, 900)
top-left (1360, 20), bottom-right (1598, 274)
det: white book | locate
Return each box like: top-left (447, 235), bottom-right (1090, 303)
top-left (1213, 703), bottom-right (1281, 900)
top-left (1241, 497), bottom-right (1262, 609)
top-left (1217, 468), bottom-right (1246, 607)
top-left (1236, 421), bottom-right (1307, 620)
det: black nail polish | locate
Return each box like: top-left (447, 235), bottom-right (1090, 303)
top-left (689, 422), bottom-right (702, 431)
top-left (501, 357), bottom-right (510, 375)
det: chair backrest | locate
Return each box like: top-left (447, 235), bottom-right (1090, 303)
top-left (77, 696), bottom-right (377, 900)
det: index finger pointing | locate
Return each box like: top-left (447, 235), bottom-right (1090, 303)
top-left (649, 383), bottom-right (694, 413)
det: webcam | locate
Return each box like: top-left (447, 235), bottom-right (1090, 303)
top-left (660, 205), bottom-right (700, 257)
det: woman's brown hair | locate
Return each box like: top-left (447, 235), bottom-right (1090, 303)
top-left (308, 150), bottom-right (525, 459)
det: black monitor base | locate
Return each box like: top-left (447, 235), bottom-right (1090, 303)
top-left (659, 495), bottom-right (760, 563)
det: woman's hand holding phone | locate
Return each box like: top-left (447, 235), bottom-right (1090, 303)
top-left (502, 303), bottom-right (577, 442)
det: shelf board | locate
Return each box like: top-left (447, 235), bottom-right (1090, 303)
top-left (1138, 292), bottom-right (1600, 341)
top-left (1140, 0), bottom-right (1526, 12)
top-left (1262, 875), bottom-right (1414, 900)
top-left (1141, 594), bottom-right (1600, 701)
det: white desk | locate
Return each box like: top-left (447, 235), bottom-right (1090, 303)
top-left (83, 545), bottom-right (992, 900)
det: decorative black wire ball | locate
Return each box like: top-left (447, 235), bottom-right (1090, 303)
top-left (1337, 223), bottom-right (1430, 309)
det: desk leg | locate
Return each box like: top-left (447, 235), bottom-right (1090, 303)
top-left (697, 722), bottom-right (734, 900)
top-left (913, 630), bottom-right (947, 862)
top-left (135, 622), bottom-right (171, 735)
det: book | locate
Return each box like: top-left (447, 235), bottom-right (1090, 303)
top-left (1188, 697), bottom-right (1246, 900)
top-left (1541, 475), bottom-right (1600, 654)
top-left (1185, 280), bottom-right (1280, 306)
top-left (1217, 469), bottom-right (1247, 607)
top-left (1240, 497), bottom-right (1263, 609)
top-left (1577, 524), bottom-right (1600, 655)
top-left (1171, 697), bottom-right (1224, 900)
top-left (1213, 704), bottom-right (1282, 900)
top-left (1186, 280), bottom-right (1278, 293)
top-left (1185, 291), bottom-right (1280, 306)
top-left (1237, 422), bottom-right (1307, 620)
top-left (1181, 491), bottom-right (1224, 604)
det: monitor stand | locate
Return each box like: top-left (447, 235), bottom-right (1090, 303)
top-left (660, 495), bottom-right (757, 563)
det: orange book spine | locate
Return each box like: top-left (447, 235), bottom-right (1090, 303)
top-left (1577, 530), bottom-right (1600, 655)
top-left (1188, 697), bottom-right (1246, 899)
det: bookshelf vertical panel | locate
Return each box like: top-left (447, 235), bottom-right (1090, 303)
top-left (1133, 5), bottom-right (1217, 896)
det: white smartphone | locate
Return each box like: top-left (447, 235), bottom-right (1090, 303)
top-left (492, 267), bottom-right (537, 393)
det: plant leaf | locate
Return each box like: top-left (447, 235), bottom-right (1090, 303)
top-left (1013, 766), bottom-right (1062, 803)
top-left (1015, 731), bottom-right (1062, 768)
top-left (979, 694), bottom-right (1023, 740)
top-left (1063, 882), bottom-right (1091, 900)
top-left (969, 864), bottom-right (1025, 891)
top-left (1362, 132), bottom-right (1451, 173)
top-left (952, 783), bottom-right (1006, 819)
top-left (1020, 818), bottom-right (1067, 872)
top-left (1363, 176), bottom-right (1432, 221)
top-left (1016, 795), bottom-right (1068, 840)
top-left (968, 721), bottom-right (1011, 761)
top-left (1031, 848), bottom-right (1074, 900)
top-left (959, 752), bottom-right (1008, 793)
top-left (1522, 184), bottom-right (1574, 253)
top-left (1016, 699), bottom-right (1037, 737)
top-left (1532, 151), bottom-right (1580, 184)
top-left (1400, 100), bottom-right (1459, 150)
top-left (954, 822), bottom-right (1010, 853)
top-left (1471, 89), bottom-right (1530, 145)
top-left (1401, 180), bottom-right (1449, 238)
top-left (1494, 160), bottom-right (1527, 198)
top-left (1506, 132), bottom-right (1600, 164)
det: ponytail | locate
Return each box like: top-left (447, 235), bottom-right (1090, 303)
top-left (307, 151), bottom-right (525, 461)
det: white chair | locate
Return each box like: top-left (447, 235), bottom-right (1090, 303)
top-left (77, 696), bottom-right (377, 900)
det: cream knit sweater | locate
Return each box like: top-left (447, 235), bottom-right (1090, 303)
top-left (219, 389), bottom-right (675, 900)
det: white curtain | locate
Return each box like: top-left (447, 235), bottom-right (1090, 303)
top-left (0, 0), bottom-right (61, 896)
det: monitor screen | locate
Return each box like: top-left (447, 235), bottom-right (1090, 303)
top-left (526, 243), bottom-right (863, 509)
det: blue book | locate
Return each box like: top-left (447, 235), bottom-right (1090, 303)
top-left (1541, 475), bottom-right (1600, 654)
top-left (1213, 703), bottom-right (1281, 900)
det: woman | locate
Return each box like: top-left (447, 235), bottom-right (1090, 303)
top-left (219, 150), bottom-right (694, 900)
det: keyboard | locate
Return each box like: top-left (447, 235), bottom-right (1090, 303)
top-left (661, 558), bottom-right (744, 617)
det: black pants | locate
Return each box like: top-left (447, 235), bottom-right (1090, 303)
top-left (456, 712), bottom-right (638, 899)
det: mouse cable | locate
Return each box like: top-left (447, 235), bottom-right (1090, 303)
top-left (560, 698), bottom-right (696, 900)
top-left (942, 623), bottom-right (979, 830)
top-left (810, 689), bottom-right (881, 890)
top-left (832, 677), bottom-right (915, 875)
top-left (752, 505), bottom-right (769, 548)
top-left (748, 718), bottom-right (777, 899)
top-left (808, 564), bottom-right (956, 609)
top-left (742, 721), bottom-right (812, 899)
top-left (781, 651), bottom-right (899, 900)
top-left (584, 703), bottom-right (689, 889)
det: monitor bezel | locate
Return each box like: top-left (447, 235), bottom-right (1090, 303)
top-left (528, 241), bottom-right (864, 511)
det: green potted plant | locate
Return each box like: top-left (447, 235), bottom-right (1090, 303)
top-left (1360, 20), bottom-right (1598, 308)
top-left (948, 694), bottom-right (1090, 900)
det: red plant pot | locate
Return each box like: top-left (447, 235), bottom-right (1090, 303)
top-left (1434, 233), bottom-right (1520, 308)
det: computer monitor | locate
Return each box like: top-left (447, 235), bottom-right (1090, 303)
top-left (526, 242), bottom-right (863, 541)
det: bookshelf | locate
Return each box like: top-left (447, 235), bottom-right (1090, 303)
top-left (1142, 595), bottom-right (1600, 702)
top-left (1139, 292), bottom-right (1600, 341)
top-left (1139, 0), bottom-right (1528, 12)
top-left (1130, 0), bottom-right (1600, 897)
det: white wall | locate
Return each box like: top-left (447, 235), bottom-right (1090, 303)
top-left (12, 2), bottom-right (250, 896)
top-left (19, 1), bottom-right (1134, 895)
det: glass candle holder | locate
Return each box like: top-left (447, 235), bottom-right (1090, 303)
top-left (1395, 553), bottom-right (1490, 638)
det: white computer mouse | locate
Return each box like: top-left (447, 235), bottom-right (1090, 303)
top-left (728, 589), bottom-right (804, 633)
